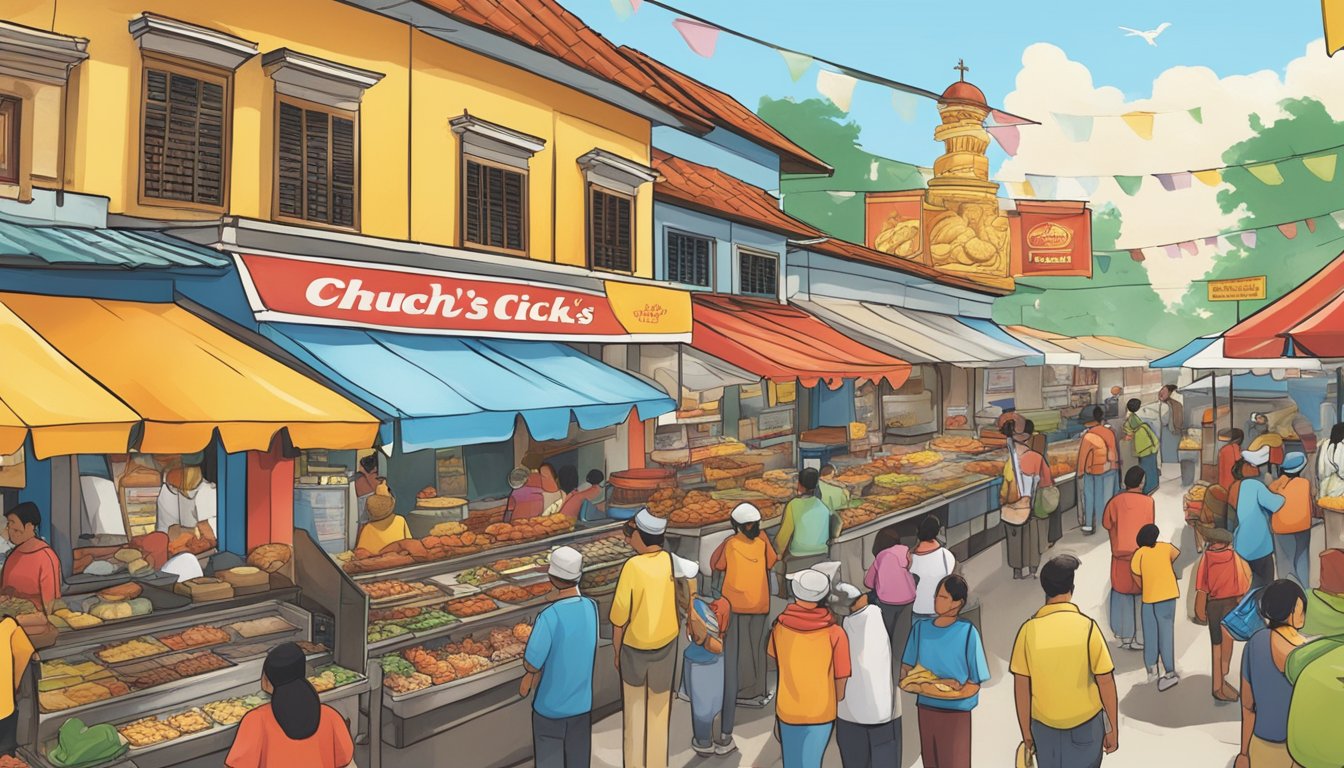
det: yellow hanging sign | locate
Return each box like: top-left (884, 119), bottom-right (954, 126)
top-left (1207, 276), bottom-right (1267, 302)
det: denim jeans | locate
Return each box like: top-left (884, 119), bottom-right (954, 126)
top-left (533, 711), bottom-right (592, 768)
top-left (1109, 590), bottom-right (1139, 641)
top-left (1141, 598), bottom-right (1176, 674)
top-left (681, 655), bottom-right (724, 747)
top-left (1138, 454), bottom-right (1160, 493)
top-left (1031, 711), bottom-right (1104, 768)
top-left (778, 721), bottom-right (834, 768)
top-left (1081, 472), bottom-right (1116, 529)
top-left (1274, 531), bottom-right (1311, 589)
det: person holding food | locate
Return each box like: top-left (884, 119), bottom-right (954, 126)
top-left (354, 481), bottom-right (411, 554)
top-left (1, 502), bottom-right (60, 609)
top-left (155, 464), bottom-right (217, 551)
top-left (521, 546), bottom-right (597, 768)
top-left (899, 575), bottom-right (989, 768)
top-left (225, 643), bottom-right (354, 767)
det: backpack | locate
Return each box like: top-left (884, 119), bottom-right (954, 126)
top-left (1221, 587), bottom-right (1265, 642)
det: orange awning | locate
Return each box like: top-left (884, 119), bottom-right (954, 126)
top-left (0, 293), bottom-right (379, 458)
top-left (691, 294), bottom-right (910, 389)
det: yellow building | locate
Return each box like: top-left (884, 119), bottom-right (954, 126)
top-left (2, 0), bottom-right (717, 278)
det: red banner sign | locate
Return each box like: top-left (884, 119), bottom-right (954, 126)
top-left (235, 253), bottom-right (690, 340)
top-left (1010, 201), bottom-right (1093, 278)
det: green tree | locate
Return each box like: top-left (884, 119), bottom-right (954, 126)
top-left (1170, 97), bottom-right (1344, 331)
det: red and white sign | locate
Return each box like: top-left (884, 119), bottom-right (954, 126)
top-left (234, 252), bottom-right (689, 341)
top-left (1009, 201), bottom-right (1094, 278)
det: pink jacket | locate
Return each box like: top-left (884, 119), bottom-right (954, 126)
top-left (864, 544), bottom-right (916, 606)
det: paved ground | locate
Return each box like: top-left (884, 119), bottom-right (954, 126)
top-left (584, 464), bottom-right (1310, 767)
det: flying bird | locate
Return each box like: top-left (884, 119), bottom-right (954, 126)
top-left (1119, 22), bottom-right (1171, 46)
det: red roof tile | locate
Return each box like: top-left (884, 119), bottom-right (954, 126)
top-left (415, 0), bottom-right (712, 131)
top-left (652, 151), bottom-right (1003, 296)
top-left (621, 47), bottom-right (832, 176)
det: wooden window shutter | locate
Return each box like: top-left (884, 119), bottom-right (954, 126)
top-left (666, 231), bottom-right (712, 287)
top-left (0, 97), bottom-right (18, 185)
top-left (739, 249), bottom-right (778, 297)
top-left (141, 66), bottom-right (228, 207)
top-left (275, 98), bottom-right (358, 229)
top-left (589, 187), bottom-right (633, 272)
top-left (463, 158), bottom-right (526, 255)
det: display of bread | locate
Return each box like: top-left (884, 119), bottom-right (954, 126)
top-left (227, 616), bottom-right (299, 638)
top-left (359, 580), bottom-right (443, 604)
top-left (930, 436), bottom-right (986, 453)
top-left (160, 625), bottom-right (231, 651)
top-left (166, 707), bottom-right (214, 735)
top-left (96, 637), bottom-right (170, 665)
top-left (202, 694), bottom-right (266, 726)
top-left (964, 460), bottom-right (1005, 476)
top-left (119, 716), bottom-right (182, 748)
top-left (742, 477), bottom-right (793, 501)
top-left (246, 543), bottom-right (292, 573)
top-left (665, 490), bottom-right (731, 527)
top-left (390, 621), bottom-right (535, 693)
top-left (445, 596), bottom-right (499, 618)
top-left (416, 496), bottom-right (466, 509)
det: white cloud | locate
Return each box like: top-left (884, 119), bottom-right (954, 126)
top-left (999, 40), bottom-right (1344, 307)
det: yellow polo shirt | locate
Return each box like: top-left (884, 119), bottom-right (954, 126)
top-left (609, 552), bottom-right (678, 650)
top-left (1130, 543), bottom-right (1180, 604)
top-left (1010, 602), bottom-right (1114, 729)
top-left (355, 515), bottom-right (411, 554)
top-left (0, 618), bottom-right (34, 719)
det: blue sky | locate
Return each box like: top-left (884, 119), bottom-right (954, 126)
top-left (562, 0), bottom-right (1324, 167)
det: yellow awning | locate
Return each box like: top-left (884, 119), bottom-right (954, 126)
top-left (0, 300), bottom-right (140, 457)
top-left (0, 293), bottom-right (379, 457)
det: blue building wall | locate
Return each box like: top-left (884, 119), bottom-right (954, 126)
top-left (654, 202), bottom-right (788, 296)
top-left (653, 126), bottom-right (780, 191)
top-left (786, 248), bottom-right (997, 319)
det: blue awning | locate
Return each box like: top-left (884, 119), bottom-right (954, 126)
top-left (261, 323), bottom-right (675, 451)
top-left (1150, 335), bottom-right (1217, 369)
top-left (956, 318), bottom-right (1046, 367)
top-left (0, 215), bottom-right (230, 268)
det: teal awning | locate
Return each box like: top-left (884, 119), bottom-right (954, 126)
top-left (0, 216), bottom-right (228, 269)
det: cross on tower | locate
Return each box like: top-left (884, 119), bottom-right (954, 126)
top-left (954, 59), bottom-right (969, 81)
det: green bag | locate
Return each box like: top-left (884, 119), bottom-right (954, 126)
top-left (1033, 485), bottom-right (1060, 519)
top-left (49, 718), bottom-right (127, 768)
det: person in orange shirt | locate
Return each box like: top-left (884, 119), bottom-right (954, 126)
top-left (1218, 429), bottom-right (1245, 493)
top-left (710, 503), bottom-right (778, 742)
top-left (769, 569), bottom-right (850, 768)
top-left (1077, 406), bottom-right (1119, 535)
top-left (1269, 452), bottom-right (1311, 589)
top-left (1, 503), bottom-right (61, 611)
top-left (226, 643), bottom-right (354, 768)
top-left (1193, 525), bottom-right (1250, 702)
top-left (1102, 467), bottom-right (1155, 652)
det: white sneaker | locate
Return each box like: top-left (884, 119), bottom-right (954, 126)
top-left (1146, 667), bottom-right (1160, 684)
top-left (1129, 639), bottom-right (1144, 651)
top-left (1159, 672), bottom-right (1181, 692)
top-left (714, 737), bottom-right (738, 756)
top-left (691, 741), bottom-right (715, 757)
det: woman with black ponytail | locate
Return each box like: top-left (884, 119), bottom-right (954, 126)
top-left (226, 643), bottom-right (355, 767)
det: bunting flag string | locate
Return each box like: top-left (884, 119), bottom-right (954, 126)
top-left (671, 18), bottom-right (720, 58)
top-left (816, 69), bottom-right (858, 112)
top-left (1120, 111), bottom-right (1156, 140)
top-left (778, 50), bottom-right (814, 82)
top-left (1088, 204), bottom-right (1344, 254)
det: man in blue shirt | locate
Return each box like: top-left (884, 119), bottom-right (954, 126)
top-left (1232, 447), bottom-right (1284, 589)
top-left (521, 545), bottom-right (598, 768)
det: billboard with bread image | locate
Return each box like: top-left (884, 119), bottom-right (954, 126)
top-left (1010, 200), bottom-right (1093, 277)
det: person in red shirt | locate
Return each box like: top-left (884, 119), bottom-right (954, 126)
top-left (1193, 526), bottom-right (1250, 702)
top-left (504, 467), bottom-right (544, 523)
top-left (555, 469), bottom-right (606, 523)
top-left (1078, 406), bottom-right (1120, 535)
top-left (1102, 468), bottom-right (1155, 652)
top-left (1217, 428), bottom-right (1244, 493)
top-left (226, 642), bottom-right (355, 768)
top-left (1, 503), bottom-right (61, 610)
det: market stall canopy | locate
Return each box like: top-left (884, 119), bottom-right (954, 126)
top-left (0, 293), bottom-right (379, 458)
top-left (690, 294), bottom-right (911, 389)
top-left (1151, 336), bottom-right (1217, 369)
top-left (0, 214), bottom-right (231, 268)
top-left (1184, 337), bottom-right (1321, 371)
top-left (639, 344), bottom-right (759, 397)
top-left (1223, 250), bottom-right (1344, 359)
top-left (1005, 326), bottom-right (1163, 368)
top-left (957, 318), bottom-right (1049, 366)
top-left (793, 298), bottom-right (1043, 368)
top-left (999, 326), bottom-right (1081, 366)
top-left (261, 323), bottom-right (675, 452)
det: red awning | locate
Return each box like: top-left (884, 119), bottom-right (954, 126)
top-left (691, 294), bottom-right (910, 389)
top-left (1223, 251), bottom-right (1344, 358)
top-left (1286, 290), bottom-right (1344, 357)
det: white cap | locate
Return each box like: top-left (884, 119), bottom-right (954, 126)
top-left (1242, 446), bottom-right (1271, 466)
top-left (548, 546), bottom-right (583, 581)
top-left (730, 503), bottom-right (761, 525)
top-left (834, 582), bottom-right (862, 602)
top-left (161, 552), bottom-right (204, 583)
top-left (671, 553), bottom-right (700, 580)
top-left (634, 508), bottom-right (668, 535)
top-left (787, 569), bottom-right (832, 603)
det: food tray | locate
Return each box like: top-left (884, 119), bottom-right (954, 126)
top-left (427, 573), bottom-right (483, 598)
top-left (363, 581), bottom-right (447, 607)
top-left (385, 659), bottom-right (525, 718)
top-left (95, 635), bottom-right (174, 666)
top-left (227, 615), bottom-right (301, 639)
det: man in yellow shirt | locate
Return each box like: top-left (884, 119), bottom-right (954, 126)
top-left (1011, 555), bottom-right (1119, 768)
top-left (1130, 524), bottom-right (1181, 691)
top-left (0, 615), bottom-right (34, 755)
top-left (610, 509), bottom-right (697, 768)
top-left (354, 481), bottom-right (411, 554)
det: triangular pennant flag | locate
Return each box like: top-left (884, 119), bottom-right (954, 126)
top-left (1129, 249), bottom-right (1145, 262)
top-left (611, 0), bottom-right (633, 20)
top-left (672, 18), bottom-right (721, 58)
top-left (1188, 107), bottom-right (1203, 124)
top-left (1192, 169), bottom-right (1223, 186)
top-left (1247, 163), bottom-right (1284, 185)
top-left (1055, 113), bottom-right (1094, 142)
top-left (1154, 172), bottom-right (1192, 191)
top-left (816, 69), bottom-right (857, 112)
top-left (1303, 153), bottom-right (1338, 182)
top-left (892, 91), bottom-right (919, 123)
top-left (1203, 236), bottom-right (1219, 247)
top-left (1076, 176), bottom-right (1101, 196)
top-left (1121, 111), bottom-right (1156, 140)
top-left (1278, 222), bottom-right (1299, 239)
top-left (629, 0), bottom-right (642, 10)
top-left (1178, 240), bottom-right (1199, 256)
top-left (1306, 217), bottom-right (1318, 233)
top-left (990, 110), bottom-right (1032, 126)
top-left (778, 50), bottom-right (814, 83)
top-left (1241, 230), bottom-right (1258, 248)
top-left (1164, 244), bottom-right (1181, 258)
top-left (1025, 174), bottom-right (1057, 198)
top-left (1114, 175), bottom-right (1143, 196)
top-left (1333, 211), bottom-right (1344, 229)
top-left (1096, 254), bottom-right (1112, 273)
top-left (986, 125), bottom-right (1021, 156)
